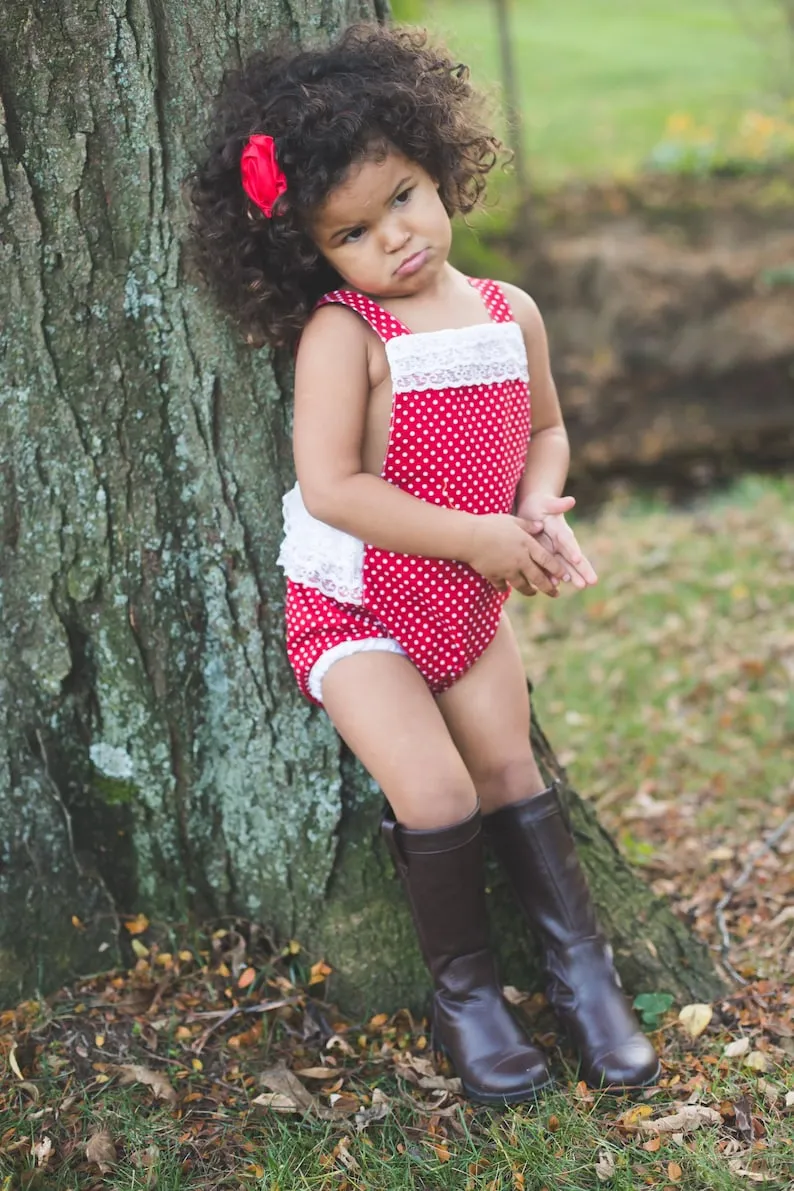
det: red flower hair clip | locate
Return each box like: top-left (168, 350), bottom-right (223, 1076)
top-left (240, 134), bottom-right (287, 218)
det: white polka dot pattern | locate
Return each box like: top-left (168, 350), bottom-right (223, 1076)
top-left (285, 277), bottom-right (532, 704)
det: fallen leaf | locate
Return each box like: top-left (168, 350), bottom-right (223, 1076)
top-left (295, 1066), bottom-right (338, 1079)
top-left (328, 1092), bottom-right (360, 1114)
top-left (124, 913), bottom-right (149, 935)
top-left (742, 1050), bottom-right (769, 1072)
top-left (417, 1073), bottom-right (463, 1093)
top-left (8, 1045), bottom-right (24, 1080)
top-left (724, 1037), bottom-right (750, 1058)
top-left (595, 1148), bottom-right (616, 1181)
top-left (354, 1087), bottom-right (390, 1132)
top-left (678, 1003), bottom-right (713, 1038)
top-left (257, 1061), bottom-right (347, 1121)
top-left (336, 1137), bottom-right (360, 1172)
top-left (727, 1161), bottom-right (769, 1183)
top-left (502, 985), bottom-right (529, 1005)
top-left (252, 1092), bottom-right (299, 1113)
top-left (620, 1104), bottom-right (653, 1128)
top-left (113, 1064), bottom-right (177, 1104)
top-left (237, 966), bottom-right (256, 989)
top-left (433, 1143), bottom-right (451, 1163)
top-left (642, 1136), bottom-right (661, 1152)
top-left (131, 939), bottom-right (149, 959)
top-left (784, 1090), bottom-right (794, 1108)
top-left (639, 1105), bottom-right (722, 1134)
top-left (309, 960), bottom-right (333, 985)
top-left (326, 1034), bottom-right (355, 1055)
top-left (85, 1130), bottom-right (117, 1173)
top-left (756, 1079), bottom-right (779, 1108)
top-left (733, 1095), bottom-right (754, 1143)
top-left (667, 1161), bottom-right (682, 1181)
top-left (32, 1137), bottom-right (53, 1167)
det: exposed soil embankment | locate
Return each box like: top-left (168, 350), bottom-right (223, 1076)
top-left (500, 173), bottom-right (794, 496)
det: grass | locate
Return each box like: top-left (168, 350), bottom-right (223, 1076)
top-left (424, 0), bottom-right (793, 181)
top-left (510, 474), bottom-right (794, 833)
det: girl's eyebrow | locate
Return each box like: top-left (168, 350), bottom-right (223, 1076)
top-left (328, 175), bottom-right (413, 243)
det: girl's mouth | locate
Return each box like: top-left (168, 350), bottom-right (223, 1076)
top-left (395, 248), bottom-right (429, 276)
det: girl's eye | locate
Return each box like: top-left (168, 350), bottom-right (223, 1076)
top-left (344, 227), bottom-right (365, 244)
top-left (394, 188), bottom-right (412, 207)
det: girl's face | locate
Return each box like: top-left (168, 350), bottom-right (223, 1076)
top-left (310, 149), bottom-right (452, 299)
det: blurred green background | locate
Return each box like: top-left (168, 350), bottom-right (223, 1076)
top-left (402, 0), bottom-right (794, 182)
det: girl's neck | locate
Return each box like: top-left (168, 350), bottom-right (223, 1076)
top-left (360, 266), bottom-right (494, 335)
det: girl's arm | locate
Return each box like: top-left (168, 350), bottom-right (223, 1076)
top-left (499, 283), bottom-right (571, 509)
top-left (291, 304), bottom-right (567, 594)
top-left (501, 283), bottom-right (598, 588)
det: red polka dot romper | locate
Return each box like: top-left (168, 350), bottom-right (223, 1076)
top-left (279, 277), bottom-right (532, 705)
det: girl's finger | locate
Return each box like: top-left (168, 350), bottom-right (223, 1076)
top-left (525, 538), bottom-right (567, 581)
top-left (519, 560), bottom-right (558, 597)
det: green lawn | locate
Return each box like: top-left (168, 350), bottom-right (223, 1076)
top-left (425, 0), bottom-right (792, 180)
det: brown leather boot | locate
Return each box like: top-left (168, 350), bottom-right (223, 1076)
top-left (483, 784), bottom-right (660, 1090)
top-left (382, 804), bottom-right (551, 1104)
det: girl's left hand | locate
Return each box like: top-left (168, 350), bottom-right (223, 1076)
top-left (520, 494), bottom-right (598, 590)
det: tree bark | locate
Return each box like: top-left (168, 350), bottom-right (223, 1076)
top-left (0, 0), bottom-right (724, 1016)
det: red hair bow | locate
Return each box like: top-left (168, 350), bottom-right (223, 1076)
top-left (240, 134), bottom-right (287, 218)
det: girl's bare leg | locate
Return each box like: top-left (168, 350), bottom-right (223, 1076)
top-left (321, 644), bottom-right (551, 1103)
top-left (436, 614), bottom-right (546, 812)
top-left (321, 650), bottom-right (477, 829)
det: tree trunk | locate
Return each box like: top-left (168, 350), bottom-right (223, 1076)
top-left (0, 0), bottom-right (723, 1017)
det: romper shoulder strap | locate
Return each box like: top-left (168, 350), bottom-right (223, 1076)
top-left (467, 277), bottom-right (515, 324)
top-left (315, 289), bottom-right (411, 343)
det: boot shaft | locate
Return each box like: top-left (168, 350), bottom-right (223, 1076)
top-left (484, 784), bottom-right (599, 946)
top-left (382, 806), bottom-right (493, 985)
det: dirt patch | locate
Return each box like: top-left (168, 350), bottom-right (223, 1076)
top-left (500, 171), bottom-right (794, 497)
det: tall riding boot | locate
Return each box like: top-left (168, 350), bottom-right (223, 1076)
top-left (484, 784), bottom-right (660, 1089)
top-left (382, 803), bottom-right (551, 1104)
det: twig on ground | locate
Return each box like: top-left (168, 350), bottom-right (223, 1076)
top-left (714, 809), bottom-right (794, 985)
top-left (188, 999), bottom-right (295, 1052)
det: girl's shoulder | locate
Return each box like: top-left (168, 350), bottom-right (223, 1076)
top-left (490, 280), bottom-right (545, 342)
top-left (298, 299), bottom-right (373, 355)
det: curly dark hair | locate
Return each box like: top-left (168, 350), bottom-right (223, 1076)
top-left (186, 23), bottom-right (501, 349)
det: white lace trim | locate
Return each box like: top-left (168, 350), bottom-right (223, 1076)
top-left (276, 483), bottom-right (365, 604)
top-left (309, 638), bottom-right (407, 702)
top-left (386, 321), bottom-right (528, 394)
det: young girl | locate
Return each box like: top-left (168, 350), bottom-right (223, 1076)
top-left (189, 23), bottom-right (659, 1103)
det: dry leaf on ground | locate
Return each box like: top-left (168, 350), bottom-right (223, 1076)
top-left (678, 1003), bottom-right (713, 1038)
top-left (254, 1061), bottom-right (351, 1121)
top-left (639, 1105), bottom-right (722, 1134)
top-left (354, 1087), bottom-right (390, 1132)
top-left (112, 1064), bottom-right (177, 1104)
top-left (85, 1130), bottom-right (117, 1173)
top-left (728, 1161), bottom-right (769, 1183)
top-left (394, 1053), bottom-right (462, 1093)
top-left (595, 1148), bottom-right (616, 1181)
top-left (252, 1092), bottom-right (298, 1113)
top-left (32, 1136), bottom-right (53, 1167)
top-left (724, 1037), bottom-right (751, 1058)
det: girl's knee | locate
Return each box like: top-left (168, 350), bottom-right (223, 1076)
top-left (472, 751), bottom-right (544, 810)
top-left (388, 775), bottom-right (478, 831)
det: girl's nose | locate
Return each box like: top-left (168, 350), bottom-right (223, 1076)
top-left (382, 218), bottom-right (411, 253)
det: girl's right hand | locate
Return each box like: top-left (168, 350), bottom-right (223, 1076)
top-left (466, 514), bottom-right (567, 597)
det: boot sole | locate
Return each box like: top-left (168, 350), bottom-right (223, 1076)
top-left (433, 1038), bottom-right (554, 1106)
top-left (582, 1060), bottom-right (662, 1094)
top-left (461, 1072), bottom-right (555, 1106)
